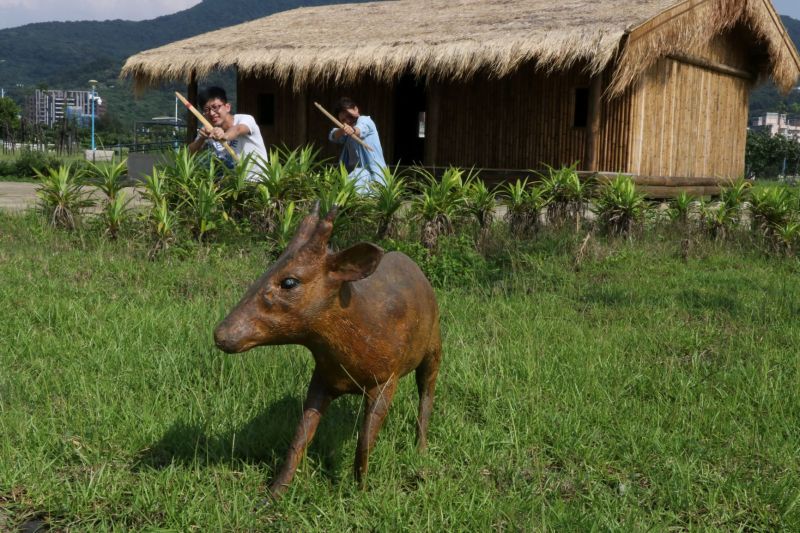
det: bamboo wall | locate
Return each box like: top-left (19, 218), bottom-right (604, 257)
top-left (239, 66), bottom-right (602, 171)
top-left (626, 28), bottom-right (754, 180)
top-left (428, 66), bottom-right (592, 169)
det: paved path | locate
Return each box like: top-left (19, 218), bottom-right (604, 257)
top-left (0, 181), bottom-right (147, 212)
top-left (0, 182), bottom-right (37, 212)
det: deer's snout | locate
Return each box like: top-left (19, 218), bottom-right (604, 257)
top-left (214, 319), bottom-right (252, 353)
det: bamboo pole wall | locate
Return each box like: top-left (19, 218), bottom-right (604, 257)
top-left (429, 65), bottom-right (592, 170)
top-left (626, 28), bottom-right (753, 180)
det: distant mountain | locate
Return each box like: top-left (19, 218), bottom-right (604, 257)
top-left (0, 0), bottom-right (373, 132)
top-left (0, 3), bottom-right (796, 133)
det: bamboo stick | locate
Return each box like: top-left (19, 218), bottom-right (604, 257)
top-left (313, 102), bottom-right (374, 152)
top-left (175, 91), bottom-right (239, 161)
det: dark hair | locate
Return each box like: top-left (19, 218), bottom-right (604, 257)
top-left (198, 86), bottom-right (228, 109)
top-left (334, 97), bottom-right (358, 116)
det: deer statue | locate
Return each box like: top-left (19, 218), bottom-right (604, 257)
top-left (213, 203), bottom-right (442, 495)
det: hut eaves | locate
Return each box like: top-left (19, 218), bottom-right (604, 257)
top-left (121, 0), bottom-right (800, 94)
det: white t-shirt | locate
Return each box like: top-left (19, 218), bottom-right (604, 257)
top-left (199, 114), bottom-right (268, 180)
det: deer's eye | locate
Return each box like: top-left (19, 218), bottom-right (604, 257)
top-left (280, 277), bottom-right (300, 290)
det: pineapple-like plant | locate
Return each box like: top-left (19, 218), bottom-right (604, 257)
top-left (35, 164), bottom-right (94, 230)
top-left (368, 165), bottom-right (408, 240)
top-left (87, 159), bottom-right (128, 203)
top-left (411, 167), bottom-right (466, 250)
top-left (591, 174), bottom-right (647, 238)
top-left (670, 191), bottom-right (697, 226)
top-left (148, 198), bottom-right (178, 259)
top-left (750, 186), bottom-right (793, 238)
top-left (102, 190), bottom-right (132, 240)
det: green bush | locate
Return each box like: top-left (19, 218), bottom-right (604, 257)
top-left (15, 148), bottom-right (60, 178)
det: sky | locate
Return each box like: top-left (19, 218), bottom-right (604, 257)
top-left (0, 0), bottom-right (202, 30)
top-left (773, 0), bottom-right (800, 20)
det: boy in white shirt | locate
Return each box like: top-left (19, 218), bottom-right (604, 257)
top-left (188, 86), bottom-right (267, 180)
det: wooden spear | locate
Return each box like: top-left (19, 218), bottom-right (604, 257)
top-left (313, 101), bottom-right (373, 152)
top-left (175, 91), bottom-right (239, 161)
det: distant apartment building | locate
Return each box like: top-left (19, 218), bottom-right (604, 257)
top-left (750, 112), bottom-right (800, 141)
top-left (25, 89), bottom-right (105, 127)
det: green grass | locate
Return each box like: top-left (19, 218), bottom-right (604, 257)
top-left (1, 213), bottom-right (800, 530)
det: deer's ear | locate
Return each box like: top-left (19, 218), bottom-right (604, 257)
top-left (327, 243), bottom-right (384, 282)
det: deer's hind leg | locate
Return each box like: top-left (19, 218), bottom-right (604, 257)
top-left (415, 346), bottom-right (441, 451)
top-left (354, 377), bottom-right (398, 487)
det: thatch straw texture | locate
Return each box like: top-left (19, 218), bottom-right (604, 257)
top-left (610, 0), bottom-right (800, 95)
top-left (121, 0), bottom-right (799, 93)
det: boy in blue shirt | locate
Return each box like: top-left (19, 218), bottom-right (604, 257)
top-left (328, 97), bottom-right (387, 189)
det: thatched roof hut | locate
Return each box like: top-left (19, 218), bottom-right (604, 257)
top-left (122, 0), bottom-right (800, 193)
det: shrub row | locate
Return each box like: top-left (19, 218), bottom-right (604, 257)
top-left (33, 146), bottom-right (800, 262)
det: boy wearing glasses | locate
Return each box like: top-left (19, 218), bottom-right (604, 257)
top-left (188, 86), bottom-right (268, 179)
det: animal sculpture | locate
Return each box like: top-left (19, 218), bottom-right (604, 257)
top-left (214, 203), bottom-right (441, 494)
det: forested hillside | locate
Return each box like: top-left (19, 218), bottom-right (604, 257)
top-left (0, 4), bottom-right (797, 135)
top-left (0, 0), bottom-right (373, 134)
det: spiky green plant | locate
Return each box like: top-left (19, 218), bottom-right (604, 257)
top-left (247, 183), bottom-right (278, 234)
top-left (279, 144), bottom-right (326, 186)
top-left (315, 164), bottom-right (359, 215)
top-left (220, 152), bottom-right (257, 222)
top-left (161, 147), bottom-right (202, 207)
top-left (771, 220), bottom-right (800, 256)
top-left (463, 175), bottom-right (497, 249)
top-left (411, 167), bottom-right (466, 250)
top-left (699, 201), bottom-right (737, 241)
top-left (178, 159), bottom-right (228, 241)
top-left (102, 191), bottom-right (132, 240)
top-left (141, 167), bottom-right (169, 211)
top-left (670, 191), bottom-right (696, 226)
top-left (538, 163), bottom-right (581, 227)
top-left (566, 171), bottom-right (592, 231)
top-left (717, 178), bottom-right (751, 231)
top-left (591, 174), bottom-right (647, 238)
top-left (501, 178), bottom-right (532, 235)
top-left (272, 200), bottom-right (298, 250)
top-left (87, 159), bottom-right (127, 203)
top-left (720, 178), bottom-right (751, 210)
top-left (253, 148), bottom-right (304, 208)
top-left (148, 198), bottom-right (178, 259)
top-left (34, 164), bottom-right (94, 230)
top-left (750, 186), bottom-right (793, 238)
top-left (464, 176), bottom-right (497, 231)
top-left (369, 165), bottom-right (408, 239)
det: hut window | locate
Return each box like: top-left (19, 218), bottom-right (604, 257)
top-left (257, 93), bottom-right (275, 126)
top-left (573, 88), bottom-right (589, 128)
top-left (418, 112), bottom-right (426, 138)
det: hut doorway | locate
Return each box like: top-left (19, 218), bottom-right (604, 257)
top-left (392, 74), bottom-right (426, 165)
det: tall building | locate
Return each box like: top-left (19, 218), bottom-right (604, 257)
top-left (26, 89), bottom-right (104, 127)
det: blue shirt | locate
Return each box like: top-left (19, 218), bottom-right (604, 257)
top-left (329, 115), bottom-right (387, 188)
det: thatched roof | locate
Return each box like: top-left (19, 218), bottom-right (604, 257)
top-left (121, 0), bottom-right (800, 94)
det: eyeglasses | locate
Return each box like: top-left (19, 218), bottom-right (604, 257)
top-left (203, 102), bottom-right (226, 115)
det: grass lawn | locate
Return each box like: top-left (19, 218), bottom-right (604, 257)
top-left (1, 212), bottom-right (799, 530)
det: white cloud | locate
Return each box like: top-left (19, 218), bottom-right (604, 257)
top-left (0, 0), bottom-right (201, 29)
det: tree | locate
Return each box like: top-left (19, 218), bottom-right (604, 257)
top-left (746, 130), bottom-right (800, 178)
top-left (0, 97), bottom-right (21, 133)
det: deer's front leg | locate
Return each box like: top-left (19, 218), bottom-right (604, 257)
top-left (269, 374), bottom-right (334, 496)
top-left (354, 378), bottom-right (398, 487)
